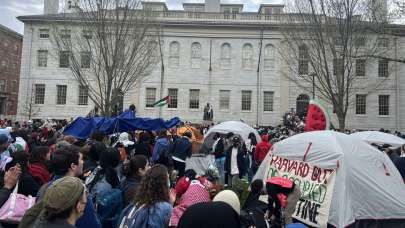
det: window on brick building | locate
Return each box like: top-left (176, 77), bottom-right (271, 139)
top-left (59, 51), bottom-right (70, 68)
top-left (37, 50), bottom-right (48, 67)
top-left (39, 29), bottom-right (49, 39)
top-left (355, 94), bottom-right (366, 115)
top-left (78, 85), bottom-right (88, 105)
top-left (81, 52), bottom-right (91, 68)
top-left (263, 91), bottom-right (274, 112)
top-left (145, 88), bottom-right (156, 108)
top-left (168, 88), bottom-right (178, 108)
top-left (219, 90), bottom-right (230, 110)
top-left (35, 84), bottom-right (45, 104)
top-left (241, 90), bottom-right (252, 111)
top-left (189, 89), bottom-right (200, 109)
top-left (378, 95), bottom-right (389, 116)
top-left (333, 58), bottom-right (344, 76)
top-left (298, 45), bottom-right (309, 75)
top-left (356, 59), bottom-right (366, 77)
top-left (57, 85), bottom-right (67, 105)
top-left (378, 60), bottom-right (388, 77)
top-left (12, 81), bottom-right (17, 93)
top-left (0, 80), bottom-right (6, 92)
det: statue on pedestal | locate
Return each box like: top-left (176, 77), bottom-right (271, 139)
top-left (203, 103), bottom-right (213, 121)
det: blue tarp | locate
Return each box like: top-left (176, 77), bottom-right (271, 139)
top-left (63, 110), bottom-right (180, 139)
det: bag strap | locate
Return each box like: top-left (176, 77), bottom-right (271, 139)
top-left (12, 182), bottom-right (19, 195)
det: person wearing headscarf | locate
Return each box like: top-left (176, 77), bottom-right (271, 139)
top-left (32, 176), bottom-right (87, 228)
top-left (169, 180), bottom-right (211, 227)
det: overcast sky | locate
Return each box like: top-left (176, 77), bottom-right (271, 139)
top-left (0, 0), bottom-right (283, 34)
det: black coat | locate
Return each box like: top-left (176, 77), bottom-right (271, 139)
top-left (134, 142), bottom-right (151, 158)
top-left (213, 138), bottom-right (225, 159)
top-left (171, 137), bottom-right (192, 161)
top-left (225, 145), bottom-right (247, 177)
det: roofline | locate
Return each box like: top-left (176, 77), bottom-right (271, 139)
top-left (182, 3), bottom-right (205, 5)
top-left (0, 24), bottom-right (23, 39)
top-left (220, 4), bottom-right (244, 6)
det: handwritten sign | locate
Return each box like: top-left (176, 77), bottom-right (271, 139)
top-left (260, 154), bottom-right (336, 227)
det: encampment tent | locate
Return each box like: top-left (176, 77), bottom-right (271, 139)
top-left (351, 131), bottom-right (405, 148)
top-left (201, 121), bottom-right (261, 154)
top-left (254, 130), bottom-right (405, 228)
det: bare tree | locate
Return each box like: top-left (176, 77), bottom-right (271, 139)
top-left (21, 84), bottom-right (40, 120)
top-left (51, 0), bottom-right (160, 116)
top-left (279, 0), bottom-right (391, 130)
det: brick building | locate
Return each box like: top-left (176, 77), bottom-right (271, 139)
top-left (0, 24), bottom-right (22, 119)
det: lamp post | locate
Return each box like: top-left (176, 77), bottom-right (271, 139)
top-left (311, 72), bottom-right (316, 99)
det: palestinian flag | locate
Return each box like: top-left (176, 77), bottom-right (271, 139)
top-left (153, 95), bottom-right (170, 107)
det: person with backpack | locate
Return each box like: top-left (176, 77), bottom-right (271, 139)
top-left (19, 145), bottom-right (101, 228)
top-left (171, 132), bottom-right (192, 178)
top-left (224, 137), bottom-right (248, 187)
top-left (240, 179), bottom-right (268, 228)
top-left (254, 135), bottom-right (272, 173)
top-left (212, 133), bottom-right (225, 184)
top-left (151, 130), bottom-right (172, 168)
top-left (85, 147), bottom-right (122, 228)
top-left (134, 132), bottom-right (152, 158)
top-left (118, 164), bottom-right (175, 228)
top-left (122, 155), bottom-right (150, 207)
top-left (32, 177), bottom-right (87, 228)
top-left (245, 133), bottom-right (257, 181)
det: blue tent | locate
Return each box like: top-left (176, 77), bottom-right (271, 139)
top-left (63, 110), bottom-right (180, 139)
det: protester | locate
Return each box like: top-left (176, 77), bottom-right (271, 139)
top-left (182, 202), bottom-right (241, 228)
top-left (0, 134), bottom-right (11, 171)
top-left (245, 132), bottom-right (257, 181)
top-left (152, 130), bottom-right (172, 168)
top-left (0, 164), bottom-right (21, 207)
top-left (212, 133), bottom-right (226, 184)
top-left (19, 146), bottom-right (101, 228)
top-left (83, 141), bottom-right (105, 176)
top-left (171, 131), bottom-right (192, 178)
top-left (134, 132), bottom-right (151, 158)
top-left (5, 151), bottom-right (40, 197)
top-left (169, 179), bottom-right (211, 227)
top-left (32, 176), bottom-right (87, 228)
top-left (122, 155), bottom-right (150, 207)
top-left (254, 134), bottom-right (272, 171)
top-left (28, 146), bottom-right (51, 185)
top-left (119, 164), bottom-right (175, 228)
top-left (224, 137), bottom-right (247, 187)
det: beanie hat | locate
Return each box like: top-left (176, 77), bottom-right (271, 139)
top-left (213, 190), bottom-right (240, 215)
top-left (43, 176), bottom-right (85, 214)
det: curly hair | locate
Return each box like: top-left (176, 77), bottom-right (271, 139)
top-left (134, 164), bottom-right (169, 206)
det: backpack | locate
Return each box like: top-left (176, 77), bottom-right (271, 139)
top-left (86, 167), bottom-right (124, 228)
top-left (96, 188), bottom-right (123, 228)
top-left (118, 203), bottom-right (149, 228)
top-left (156, 146), bottom-right (173, 168)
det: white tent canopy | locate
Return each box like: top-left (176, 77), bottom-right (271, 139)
top-left (200, 121), bottom-right (261, 154)
top-left (351, 131), bottom-right (405, 148)
top-left (205, 121), bottom-right (261, 142)
top-left (254, 131), bottom-right (405, 228)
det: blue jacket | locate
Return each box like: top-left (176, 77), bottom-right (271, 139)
top-left (152, 138), bottom-right (170, 163)
top-left (119, 201), bottom-right (173, 228)
top-left (171, 137), bottom-right (192, 161)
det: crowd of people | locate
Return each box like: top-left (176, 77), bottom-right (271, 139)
top-left (0, 117), bottom-right (402, 228)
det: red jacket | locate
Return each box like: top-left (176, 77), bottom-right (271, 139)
top-left (254, 135), bottom-right (272, 163)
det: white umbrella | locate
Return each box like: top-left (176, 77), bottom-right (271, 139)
top-left (350, 131), bottom-right (405, 148)
top-left (205, 121), bottom-right (261, 143)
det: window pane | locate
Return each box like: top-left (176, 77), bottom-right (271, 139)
top-left (377, 38), bottom-right (389, 48)
top-left (241, 90), bottom-right (252, 111)
top-left (37, 50), bottom-right (48, 67)
top-left (60, 29), bottom-right (71, 39)
top-left (78, 86), bottom-right (88, 105)
top-left (57, 85), bottom-right (67, 105)
top-left (355, 94), bottom-right (366, 115)
top-left (189, 89), bottom-right (200, 109)
top-left (145, 88), bottom-right (156, 107)
top-left (378, 95), bottom-right (389, 116)
top-left (35, 84), bottom-right (45, 104)
top-left (81, 52), bottom-right (91, 68)
top-left (263, 91), bottom-right (274, 112)
top-left (168, 88), bottom-right (178, 108)
top-left (356, 59), bottom-right (366, 77)
top-left (39, 29), bottom-right (49, 39)
top-left (333, 59), bottom-right (344, 76)
top-left (59, 51), bottom-right (70, 68)
top-left (0, 80), bottom-right (6, 92)
top-left (298, 45), bottom-right (308, 75)
top-left (378, 60), bottom-right (388, 77)
top-left (219, 90), bottom-right (230, 110)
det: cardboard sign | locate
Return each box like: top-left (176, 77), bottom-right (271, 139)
top-left (260, 154), bottom-right (336, 227)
